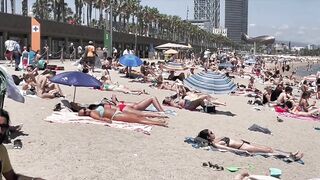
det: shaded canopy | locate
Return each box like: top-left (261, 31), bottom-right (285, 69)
top-left (184, 71), bottom-right (237, 94)
top-left (155, 43), bottom-right (191, 50)
top-left (164, 49), bottom-right (178, 54)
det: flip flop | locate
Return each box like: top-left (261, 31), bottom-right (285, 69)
top-left (13, 139), bottom-right (23, 149)
top-left (269, 168), bottom-right (282, 178)
top-left (227, 166), bottom-right (241, 172)
top-left (202, 162), bottom-right (224, 171)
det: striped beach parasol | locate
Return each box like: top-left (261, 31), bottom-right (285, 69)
top-left (184, 71), bottom-right (237, 94)
top-left (163, 62), bottom-right (188, 71)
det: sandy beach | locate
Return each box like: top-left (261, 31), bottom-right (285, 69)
top-left (2, 60), bottom-right (320, 180)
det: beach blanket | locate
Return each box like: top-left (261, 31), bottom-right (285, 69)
top-left (276, 112), bottom-right (320, 122)
top-left (145, 105), bottom-right (177, 116)
top-left (44, 111), bottom-right (153, 135)
top-left (184, 137), bottom-right (304, 164)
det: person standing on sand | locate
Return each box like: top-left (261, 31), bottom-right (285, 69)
top-left (12, 40), bottom-right (21, 71)
top-left (0, 109), bottom-right (44, 180)
top-left (83, 41), bottom-right (96, 72)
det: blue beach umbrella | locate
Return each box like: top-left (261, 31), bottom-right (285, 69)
top-left (184, 71), bottom-right (237, 94)
top-left (50, 71), bottom-right (102, 101)
top-left (119, 54), bottom-right (143, 67)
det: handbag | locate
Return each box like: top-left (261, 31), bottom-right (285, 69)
top-left (204, 105), bottom-right (216, 113)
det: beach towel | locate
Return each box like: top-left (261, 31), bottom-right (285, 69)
top-left (145, 105), bottom-right (177, 116)
top-left (276, 112), bottom-right (320, 122)
top-left (184, 137), bottom-right (304, 164)
top-left (248, 124), bottom-right (272, 134)
top-left (44, 111), bottom-right (153, 135)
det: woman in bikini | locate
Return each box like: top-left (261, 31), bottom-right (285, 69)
top-left (162, 94), bottom-right (226, 110)
top-left (197, 129), bottom-right (303, 160)
top-left (78, 105), bottom-right (168, 127)
top-left (290, 91), bottom-right (320, 116)
top-left (100, 69), bottom-right (147, 95)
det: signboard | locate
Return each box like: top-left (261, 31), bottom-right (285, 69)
top-left (104, 30), bottom-right (111, 51)
top-left (31, 18), bottom-right (41, 51)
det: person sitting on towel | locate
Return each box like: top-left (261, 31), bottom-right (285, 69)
top-left (36, 70), bottom-right (64, 99)
top-left (288, 92), bottom-right (320, 117)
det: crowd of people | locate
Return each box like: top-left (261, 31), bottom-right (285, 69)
top-left (2, 40), bottom-right (320, 179)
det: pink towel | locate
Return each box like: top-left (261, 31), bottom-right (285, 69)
top-left (44, 111), bottom-right (152, 135)
top-left (277, 112), bottom-right (320, 122)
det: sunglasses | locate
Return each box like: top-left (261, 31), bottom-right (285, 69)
top-left (0, 124), bottom-right (9, 130)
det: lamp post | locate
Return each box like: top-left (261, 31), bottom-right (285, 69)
top-left (134, 30), bottom-right (137, 55)
top-left (106, 0), bottom-right (113, 57)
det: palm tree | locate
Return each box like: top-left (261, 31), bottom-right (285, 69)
top-left (1, 0), bottom-right (7, 13)
top-left (10, 0), bottom-right (14, 14)
top-left (32, 0), bottom-right (52, 20)
top-left (74, 0), bottom-right (84, 24)
top-left (22, 0), bottom-right (28, 16)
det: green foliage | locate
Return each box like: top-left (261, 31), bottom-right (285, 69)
top-left (29, 0), bottom-right (234, 47)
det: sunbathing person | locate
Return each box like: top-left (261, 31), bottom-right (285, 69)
top-left (78, 105), bottom-right (168, 127)
top-left (36, 70), bottom-right (64, 98)
top-left (197, 129), bottom-right (303, 160)
top-left (289, 92), bottom-right (320, 117)
top-left (162, 94), bottom-right (225, 110)
top-left (110, 94), bottom-right (165, 112)
top-left (100, 70), bottom-right (147, 95)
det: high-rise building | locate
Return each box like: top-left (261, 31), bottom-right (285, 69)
top-left (194, 0), bottom-right (220, 32)
top-left (225, 0), bottom-right (248, 43)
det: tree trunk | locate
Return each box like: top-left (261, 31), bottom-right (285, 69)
top-left (62, 0), bottom-right (65, 22)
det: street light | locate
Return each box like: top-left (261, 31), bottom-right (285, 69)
top-left (134, 29), bottom-right (137, 55)
top-left (106, 0), bottom-right (113, 57)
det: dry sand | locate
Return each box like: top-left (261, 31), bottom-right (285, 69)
top-left (2, 60), bottom-right (320, 180)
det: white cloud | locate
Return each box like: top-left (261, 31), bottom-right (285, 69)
top-left (311, 27), bottom-right (320, 31)
top-left (278, 24), bottom-right (289, 30)
top-left (249, 23), bottom-right (256, 27)
top-left (297, 30), bottom-right (305, 35)
top-left (275, 31), bottom-right (283, 36)
top-left (299, 26), bottom-right (306, 30)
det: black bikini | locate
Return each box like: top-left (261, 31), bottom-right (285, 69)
top-left (220, 137), bottom-right (250, 149)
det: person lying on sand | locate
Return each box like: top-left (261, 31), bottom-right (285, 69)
top-left (197, 129), bottom-right (303, 160)
top-left (89, 95), bottom-right (168, 118)
top-left (100, 69), bottom-right (148, 95)
top-left (78, 105), bottom-right (168, 127)
top-left (162, 94), bottom-right (226, 110)
top-left (36, 70), bottom-right (64, 99)
top-left (109, 94), bottom-right (165, 112)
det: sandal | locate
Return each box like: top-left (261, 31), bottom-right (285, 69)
top-left (203, 162), bottom-right (224, 171)
top-left (13, 139), bottom-right (23, 149)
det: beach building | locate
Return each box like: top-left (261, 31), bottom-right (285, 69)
top-left (225, 0), bottom-right (248, 43)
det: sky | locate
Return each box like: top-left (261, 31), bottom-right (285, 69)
top-left (140, 0), bottom-right (320, 45)
top-left (15, 0), bottom-right (320, 44)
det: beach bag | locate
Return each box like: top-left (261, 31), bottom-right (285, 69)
top-left (38, 60), bottom-right (47, 70)
top-left (203, 105), bottom-right (216, 113)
